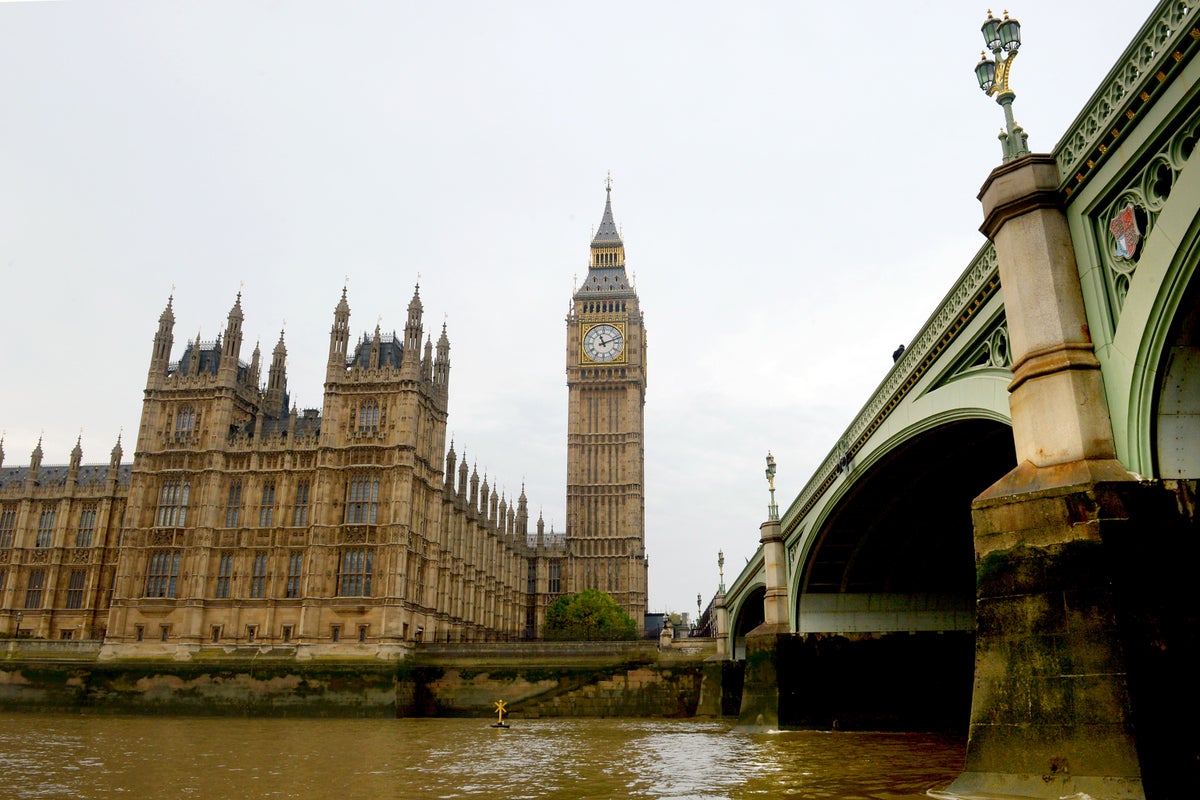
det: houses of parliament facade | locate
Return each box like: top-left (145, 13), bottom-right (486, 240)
top-left (0, 187), bottom-right (648, 655)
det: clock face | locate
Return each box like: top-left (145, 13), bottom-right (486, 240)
top-left (583, 324), bottom-right (624, 363)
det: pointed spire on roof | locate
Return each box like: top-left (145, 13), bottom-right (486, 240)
top-left (590, 172), bottom-right (623, 248)
top-left (160, 294), bottom-right (175, 324)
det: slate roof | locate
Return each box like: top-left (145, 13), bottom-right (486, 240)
top-left (0, 463), bottom-right (132, 489)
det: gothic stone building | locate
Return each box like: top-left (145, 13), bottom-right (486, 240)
top-left (0, 188), bottom-right (647, 654)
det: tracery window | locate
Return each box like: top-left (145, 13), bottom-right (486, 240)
top-left (35, 508), bottom-right (55, 548)
top-left (76, 505), bottom-right (97, 548)
top-left (215, 553), bottom-right (233, 599)
top-left (357, 401), bottom-right (380, 433)
top-left (345, 475), bottom-right (379, 524)
top-left (0, 506), bottom-right (17, 548)
top-left (548, 560), bottom-right (562, 594)
top-left (174, 407), bottom-right (197, 440)
top-left (250, 551), bottom-right (269, 598)
top-left (293, 480), bottom-right (311, 527)
top-left (259, 481), bottom-right (276, 528)
top-left (65, 570), bottom-right (86, 609)
top-left (225, 480), bottom-right (242, 528)
top-left (25, 569), bottom-right (45, 609)
top-left (145, 550), bottom-right (181, 598)
top-left (155, 479), bottom-right (189, 528)
top-left (286, 552), bottom-right (303, 598)
top-left (338, 548), bottom-right (373, 597)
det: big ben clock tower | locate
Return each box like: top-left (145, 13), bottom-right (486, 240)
top-left (565, 179), bottom-right (648, 628)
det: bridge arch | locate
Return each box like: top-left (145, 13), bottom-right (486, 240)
top-left (728, 584), bottom-right (764, 660)
top-left (790, 415), bottom-right (1015, 635)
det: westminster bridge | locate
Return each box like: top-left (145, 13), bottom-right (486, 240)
top-left (718, 3), bottom-right (1200, 798)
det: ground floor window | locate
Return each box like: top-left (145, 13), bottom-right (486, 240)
top-left (24, 569), bottom-right (45, 609)
top-left (145, 550), bottom-right (181, 598)
top-left (65, 569), bottom-right (86, 609)
top-left (337, 548), bottom-right (373, 597)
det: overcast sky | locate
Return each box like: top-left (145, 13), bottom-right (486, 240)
top-left (0, 1), bottom-right (1154, 616)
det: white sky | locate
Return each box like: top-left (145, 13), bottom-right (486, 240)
top-left (0, 1), bottom-right (1155, 617)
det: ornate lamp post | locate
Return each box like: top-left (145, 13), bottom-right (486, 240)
top-left (717, 549), bottom-right (725, 593)
top-left (764, 452), bottom-right (778, 521)
top-left (975, 9), bottom-right (1029, 162)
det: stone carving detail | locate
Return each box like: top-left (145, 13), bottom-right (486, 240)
top-left (342, 527), bottom-right (369, 544)
top-left (1056, 3), bottom-right (1197, 182)
top-left (70, 548), bottom-right (91, 564)
top-left (941, 316), bottom-right (1012, 384)
top-left (1091, 106), bottom-right (1199, 327)
top-left (28, 550), bottom-right (49, 564)
top-left (0, 550), bottom-right (10, 564)
top-left (150, 530), bottom-right (175, 547)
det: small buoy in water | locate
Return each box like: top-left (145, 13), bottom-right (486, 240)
top-left (491, 699), bottom-right (510, 728)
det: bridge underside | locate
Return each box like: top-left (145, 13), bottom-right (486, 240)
top-left (798, 419), bottom-right (1015, 634)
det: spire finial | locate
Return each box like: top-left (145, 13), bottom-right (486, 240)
top-left (605, 171), bottom-right (612, 193)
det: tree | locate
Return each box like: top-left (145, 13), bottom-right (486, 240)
top-left (542, 589), bottom-right (638, 641)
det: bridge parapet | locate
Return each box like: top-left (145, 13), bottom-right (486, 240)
top-left (1055, 2), bottom-right (1200, 198)
top-left (782, 243), bottom-right (1001, 536)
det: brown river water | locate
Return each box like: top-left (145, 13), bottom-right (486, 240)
top-left (0, 713), bottom-right (965, 799)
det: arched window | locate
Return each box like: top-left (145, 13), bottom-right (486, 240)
top-left (357, 401), bottom-right (380, 434)
top-left (155, 479), bottom-right (190, 528)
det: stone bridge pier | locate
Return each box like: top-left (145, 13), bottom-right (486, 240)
top-left (941, 155), bottom-right (1199, 799)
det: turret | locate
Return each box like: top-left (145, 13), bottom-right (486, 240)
top-left (218, 292), bottom-right (244, 382)
top-left (517, 485), bottom-right (529, 535)
top-left (369, 323), bottom-right (382, 370)
top-left (68, 436), bottom-right (82, 485)
top-left (480, 473), bottom-right (490, 518)
top-left (444, 440), bottom-right (457, 493)
top-left (434, 323), bottom-right (450, 389)
top-left (489, 484), bottom-right (499, 528)
top-left (421, 335), bottom-right (434, 382)
top-left (107, 434), bottom-right (123, 488)
top-left (1, 435), bottom-right (6, 469)
top-left (249, 341), bottom-right (262, 393)
top-left (327, 287), bottom-right (351, 382)
top-left (27, 438), bottom-right (43, 488)
top-left (536, 511), bottom-right (545, 547)
top-left (498, 495), bottom-right (508, 536)
top-left (149, 295), bottom-right (175, 382)
top-left (403, 284), bottom-right (423, 365)
top-left (266, 330), bottom-right (288, 416)
top-left (469, 463), bottom-right (480, 510)
top-left (458, 453), bottom-right (469, 502)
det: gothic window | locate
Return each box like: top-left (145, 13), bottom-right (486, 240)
top-left (76, 505), bottom-right (97, 548)
top-left (548, 560), bottom-right (562, 594)
top-left (259, 481), bottom-right (276, 528)
top-left (293, 480), bottom-right (311, 527)
top-left (357, 401), bottom-right (380, 434)
top-left (65, 569), bottom-right (86, 609)
top-left (35, 508), bottom-right (56, 548)
top-left (250, 551), bottom-right (269, 598)
top-left (527, 561), bottom-right (537, 594)
top-left (155, 479), bottom-right (189, 528)
top-left (215, 553), bottom-right (233, 599)
top-left (345, 475), bottom-right (379, 524)
top-left (174, 407), bottom-right (197, 440)
top-left (286, 552), bottom-right (303, 598)
top-left (145, 550), bottom-right (181, 598)
top-left (25, 569), bottom-right (45, 609)
top-left (0, 506), bottom-right (16, 548)
top-left (338, 548), bottom-right (373, 597)
top-left (225, 480), bottom-right (242, 528)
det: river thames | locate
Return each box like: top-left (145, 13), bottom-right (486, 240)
top-left (0, 713), bottom-right (964, 799)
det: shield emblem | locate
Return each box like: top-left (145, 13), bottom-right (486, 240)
top-left (1109, 203), bottom-right (1142, 260)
